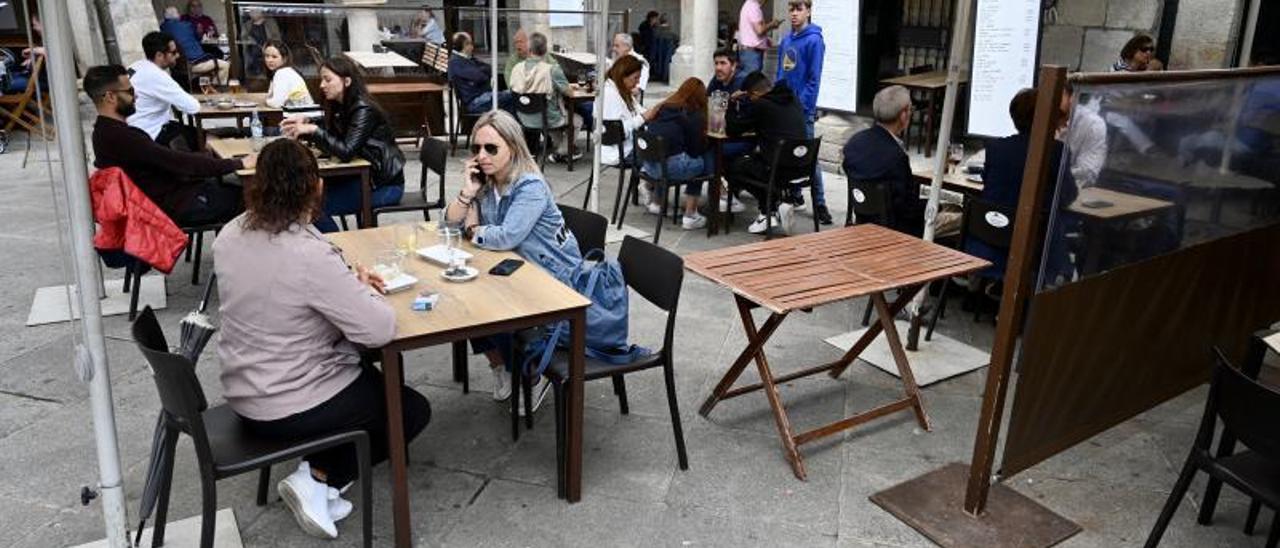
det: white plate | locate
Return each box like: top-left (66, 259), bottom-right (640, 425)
top-left (233, 101), bottom-right (258, 108)
top-left (417, 244), bottom-right (473, 266)
top-left (441, 266), bottom-right (479, 283)
top-left (382, 272), bottom-right (419, 293)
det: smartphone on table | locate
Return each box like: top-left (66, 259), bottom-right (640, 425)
top-left (489, 258), bottom-right (524, 276)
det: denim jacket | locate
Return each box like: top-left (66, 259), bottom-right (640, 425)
top-left (472, 172), bottom-right (582, 284)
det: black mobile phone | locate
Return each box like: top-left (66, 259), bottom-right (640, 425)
top-left (489, 258), bottom-right (524, 276)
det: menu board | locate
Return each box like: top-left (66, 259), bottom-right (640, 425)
top-left (549, 0), bottom-right (585, 28)
top-left (811, 0), bottom-right (860, 113)
top-left (966, 0), bottom-right (1042, 137)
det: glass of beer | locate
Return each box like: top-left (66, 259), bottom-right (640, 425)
top-left (228, 79), bottom-right (241, 95)
top-left (198, 76), bottom-right (213, 96)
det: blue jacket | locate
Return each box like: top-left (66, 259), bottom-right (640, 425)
top-left (707, 69), bottom-right (747, 95)
top-left (841, 125), bottom-right (921, 236)
top-left (448, 52), bottom-right (493, 109)
top-left (161, 19), bottom-right (211, 64)
top-left (776, 23), bottom-right (824, 119)
top-left (645, 106), bottom-right (709, 158)
top-left (471, 172), bottom-right (582, 285)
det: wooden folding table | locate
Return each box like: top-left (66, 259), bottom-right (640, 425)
top-left (686, 224), bottom-right (990, 479)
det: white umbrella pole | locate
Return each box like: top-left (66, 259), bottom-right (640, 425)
top-left (588, 0), bottom-right (609, 213)
top-left (908, 0), bottom-right (974, 342)
top-left (1239, 0), bottom-right (1261, 68)
top-left (41, 0), bottom-right (129, 545)
top-left (491, 1), bottom-right (500, 112)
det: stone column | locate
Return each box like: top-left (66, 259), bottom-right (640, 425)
top-left (108, 0), bottom-right (157, 64)
top-left (343, 0), bottom-right (388, 52)
top-left (667, 0), bottom-right (716, 84)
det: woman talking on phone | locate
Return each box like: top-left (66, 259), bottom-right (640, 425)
top-left (445, 110), bottom-right (582, 413)
top-left (281, 57), bottom-right (404, 232)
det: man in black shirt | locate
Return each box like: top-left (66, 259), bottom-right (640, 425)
top-left (85, 65), bottom-right (252, 226)
top-left (724, 71), bottom-right (808, 234)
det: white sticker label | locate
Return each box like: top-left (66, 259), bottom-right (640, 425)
top-left (985, 211), bottom-right (1010, 228)
top-left (852, 188), bottom-right (866, 203)
top-left (637, 138), bottom-right (648, 150)
top-left (793, 145), bottom-right (808, 158)
top-left (519, 96), bottom-right (531, 105)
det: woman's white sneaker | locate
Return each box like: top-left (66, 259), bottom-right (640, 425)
top-left (491, 366), bottom-right (511, 401)
top-left (682, 213), bottom-right (708, 230)
top-left (278, 462), bottom-right (338, 539)
top-left (747, 213), bottom-right (781, 234)
top-left (646, 202), bottom-right (663, 215)
top-left (327, 487), bottom-right (353, 522)
top-left (718, 198), bottom-right (745, 213)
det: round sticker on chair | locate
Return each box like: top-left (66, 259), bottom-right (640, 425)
top-left (519, 96), bottom-right (531, 105)
top-left (637, 138), bottom-right (648, 150)
top-left (852, 189), bottom-right (866, 203)
top-left (793, 145), bottom-right (808, 158)
top-left (984, 211), bottom-right (1010, 228)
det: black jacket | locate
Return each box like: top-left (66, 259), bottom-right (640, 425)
top-left (448, 52), bottom-right (493, 107)
top-left (310, 97), bottom-right (405, 188)
top-left (725, 83), bottom-right (807, 165)
top-left (645, 106), bottom-right (708, 158)
top-left (841, 124), bottom-right (920, 235)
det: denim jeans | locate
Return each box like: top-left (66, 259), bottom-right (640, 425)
top-left (739, 48), bottom-right (764, 75)
top-left (468, 90), bottom-right (517, 117)
top-left (314, 176), bottom-right (405, 233)
top-left (804, 116), bottom-right (826, 207)
top-left (643, 152), bottom-right (712, 197)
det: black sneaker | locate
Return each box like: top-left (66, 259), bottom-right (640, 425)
top-left (815, 205), bottom-right (833, 225)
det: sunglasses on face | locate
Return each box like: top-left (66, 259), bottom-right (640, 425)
top-left (1140, 46), bottom-right (1154, 53)
top-left (112, 87), bottom-right (135, 96)
top-left (470, 143), bottom-right (500, 156)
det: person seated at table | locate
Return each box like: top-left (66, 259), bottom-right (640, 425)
top-left (213, 138), bottom-right (430, 541)
top-left (160, 6), bottom-right (228, 84)
top-left (413, 8), bottom-right (446, 45)
top-left (708, 48), bottom-right (747, 95)
top-left (449, 31), bottom-right (516, 116)
top-left (600, 55), bottom-right (658, 170)
top-left (86, 64), bottom-right (251, 227)
top-left (4, 15), bottom-right (46, 95)
top-left (241, 8), bottom-right (282, 77)
top-left (842, 85), bottom-right (960, 238)
top-left (127, 31), bottom-right (202, 149)
top-left (503, 29), bottom-right (559, 84)
top-left (445, 110), bottom-right (584, 412)
top-left (281, 57), bottom-right (406, 233)
top-left (182, 0), bottom-right (218, 39)
top-left (509, 32), bottom-right (580, 163)
top-left (1112, 34), bottom-right (1164, 73)
top-left (724, 71), bottom-right (808, 234)
top-left (263, 40), bottom-right (313, 108)
top-left (1060, 79), bottom-right (1107, 189)
top-left (609, 33), bottom-right (649, 96)
top-left (641, 77), bottom-right (714, 230)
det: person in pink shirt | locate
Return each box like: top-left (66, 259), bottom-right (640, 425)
top-left (737, 0), bottom-right (781, 74)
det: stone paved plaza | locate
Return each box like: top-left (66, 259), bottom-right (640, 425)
top-left (0, 98), bottom-right (1273, 548)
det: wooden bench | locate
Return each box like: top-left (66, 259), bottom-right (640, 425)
top-left (421, 42), bottom-right (450, 74)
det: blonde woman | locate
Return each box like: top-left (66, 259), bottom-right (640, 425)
top-left (445, 110), bottom-right (582, 412)
top-left (263, 40), bottom-right (313, 108)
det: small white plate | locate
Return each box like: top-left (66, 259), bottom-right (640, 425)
top-left (382, 272), bottom-right (419, 293)
top-left (233, 101), bottom-right (258, 108)
top-left (417, 244), bottom-right (473, 266)
top-left (441, 266), bottom-right (479, 283)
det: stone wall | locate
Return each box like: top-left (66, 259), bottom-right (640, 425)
top-left (1041, 0), bottom-right (1243, 72)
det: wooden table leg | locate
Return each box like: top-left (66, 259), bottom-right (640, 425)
top-left (828, 285), bottom-right (924, 379)
top-left (566, 308), bottom-right (587, 502)
top-left (380, 348), bottom-right (412, 548)
top-left (699, 295), bottom-right (787, 416)
top-left (743, 313), bottom-right (807, 479)
top-left (709, 139), bottom-right (725, 236)
top-left (359, 170), bottom-right (374, 229)
top-left (871, 292), bottom-right (932, 431)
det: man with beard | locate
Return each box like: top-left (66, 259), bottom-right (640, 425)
top-left (85, 65), bottom-right (252, 226)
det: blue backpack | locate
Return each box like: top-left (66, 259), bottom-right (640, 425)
top-left (524, 249), bottom-right (650, 376)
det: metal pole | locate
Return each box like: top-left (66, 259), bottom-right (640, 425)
top-left (1239, 0), bottom-right (1261, 67)
top-left (587, 0), bottom-right (609, 213)
top-left (90, 0), bottom-right (122, 65)
top-left (491, 0), bottom-right (499, 112)
top-left (907, 0), bottom-right (973, 345)
top-left (41, 0), bottom-right (128, 545)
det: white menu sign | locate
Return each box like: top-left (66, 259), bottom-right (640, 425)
top-left (967, 0), bottom-right (1041, 137)
top-left (812, 0), bottom-right (860, 113)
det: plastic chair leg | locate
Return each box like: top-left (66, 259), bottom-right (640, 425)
top-left (1143, 455), bottom-right (1198, 548)
top-left (663, 362), bottom-right (689, 470)
top-left (255, 466), bottom-right (270, 506)
top-left (1245, 499), bottom-right (1261, 535)
top-left (198, 473), bottom-right (217, 548)
top-left (191, 231), bottom-right (204, 285)
top-left (611, 375), bottom-right (629, 415)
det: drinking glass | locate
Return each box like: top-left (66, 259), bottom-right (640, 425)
top-left (228, 79), bottom-right (241, 95)
top-left (437, 222), bottom-right (464, 275)
top-left (199, 76), bottom-right (213, 96)
top-left (394, 223), bottom-right (417, 258)
top-left (948, 144), bottom-right (965, 174)
top-left (373, 250), bottom-right (402, 281)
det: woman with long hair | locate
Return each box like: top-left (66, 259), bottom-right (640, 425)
top-left (444, 110), bottom-right (583, 413)
top-left (262, 39), bottom-right (313, 108)
top-left (641, 77), bottom-right (712, 230)
top-left (281, 56), bottom-right (405, 232)
top-left (213, 139), bottom-right (430, 540)
top-left (600, 55), bottom-right (658, 167)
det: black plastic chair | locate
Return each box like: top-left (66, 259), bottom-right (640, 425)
top-left (621, 130), bottom-right (714, 244)
top-left (732, 137), bottom-right (823, 238)
top-left (845, 179), bottom-right (894, 228)
top-left (182, 222), bottom-right (224, 286)
top-left (558, 204), bottom-right (608, 256)
top-left (372, 137), bottom-right (448, 226)
top-left (923, 197), bottom-right (1014, 336)
top-left (545, 236), bottom-right (689, 498)
top-left (98, 250), bottom-right (149, 321)
top-left (513, 92), bottom-right (552, 169)
top-left (131, 307), bottom-right (373, 548)
top-left (583, 119), bottom-right (633, 218)
top-left (1145, 347), bottom-right (1280, 548)
top-left (448, 85), bottom-right (483, 156)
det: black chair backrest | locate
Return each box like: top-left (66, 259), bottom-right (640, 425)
top-left (618, 235), bottom-right (682, 313)
top-left (767, 137), bottom-right (822, 186)
top-left (419, 137), bottom-right (448, 200)
top-left (632, 130), bottom-right (669, 172)
top-left (132, 307), bottom-right (210, 423)
top-left (602, 119), bottom-right (626, 148)
top-left (514, 93), bottom-right (549, 116)
top-left (962, 197), bottom-right (1016, 250)
top-left (849, 180), bottom-right (892, 224)
top-left (558, 204), bottom-right (608, 256)
top-left (1211, 347), bottom-right (1280, 461)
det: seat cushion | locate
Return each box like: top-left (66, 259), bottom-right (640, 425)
top-left (203, 404), bottom-right (362, 477)
top-left (544, 348), bottom-right (665, 381)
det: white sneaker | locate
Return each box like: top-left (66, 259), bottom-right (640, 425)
top-left (516, 376), bottom-right (552, 417)
top-left (735, 190), bottom-right (756, 203)
top-left (327, 487), bottom-right (353, 522)
top-left (682, 213), bottom-right (708, 230)
top-left (778, 203), bottom-right (796, 235)
top-left (491, 366), bottom-right (511, 402)
top-left (636, 183), bottom-right (652, 205)
top-left (718, 198), bottom-right (745, 213)
top-left (645, 202), bottom-right (663, 216)
top-left (278, 462), bottom-right (338, 539)
top-left (747, 213), bottom-right (780, 234)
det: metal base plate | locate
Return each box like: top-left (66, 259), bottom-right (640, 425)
top-left (870, 463), bottom-right (1081, 548)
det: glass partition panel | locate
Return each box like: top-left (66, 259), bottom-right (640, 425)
top-left (1034, 71), bottom-right (1280, 291)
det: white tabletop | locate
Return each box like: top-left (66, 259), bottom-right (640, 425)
top-left (343, 50), bottom-right (418, 69)
top-left (551, 51), bottom-right (598, 66)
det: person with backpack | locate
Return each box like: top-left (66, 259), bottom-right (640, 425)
top-left (444, 110), bottom-right (584, 415)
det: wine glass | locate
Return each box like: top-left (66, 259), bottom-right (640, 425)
top-left (948, 143), bottom-right (965, 174)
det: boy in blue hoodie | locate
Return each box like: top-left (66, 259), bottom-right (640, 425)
top-left (775, 0), bottom-right (831, 224)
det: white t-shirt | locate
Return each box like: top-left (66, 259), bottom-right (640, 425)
top-left (265, 66), bottom-right (313, 108)
top-left (126, 59), bottom-right (201, 140)
top-left (599, 80), bottom-right (645, 166)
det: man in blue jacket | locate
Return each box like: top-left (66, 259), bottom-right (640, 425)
top-left (776, 0), bottom-right (830, 224)
top-left (448, 32), bottom-right (516, 116)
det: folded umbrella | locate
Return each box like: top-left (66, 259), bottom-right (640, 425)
top-left (178, 273), bottom-right (218, 364)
